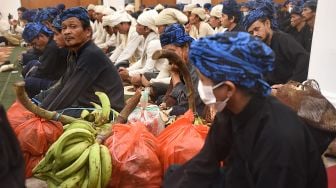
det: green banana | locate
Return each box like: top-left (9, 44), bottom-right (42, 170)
top-left (81, 109), bottom-right (91, 119)
top-left (33, 140), bottom-right (58, 174)
top-left (81, 170), bottom-right (89, 188)
top-left (47, 179), bottom-right (59, 188)
top-left (34, 172), bottom-right (62, 185)
top-left (55, 146), bottom-right (90, 179)
top-left (59, 166), bottom-right (86, 188)
top-left (57, 141), bottom-right (92, 170)
top-left (100, 145), bottom-right (112, 188)
top-left (88, 142), bottom-right (101, 188)
top-left (64, 120), bottom-right (97, 134)
top-left (95, 91), bottom-right (111, 124)
top-left (64, 136), bottom-right (90, 148)
top-left (54, 128), bottom-right (94, 162)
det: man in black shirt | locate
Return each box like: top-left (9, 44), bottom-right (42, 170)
top-left (221, 0), bottom-right (245, 32)
top-left (302, 0), bottom-right (317, 32)
top-left (243, 1), bottom-right (310, 85)
top-left (164, 31), bottom-right (327, 188)
top-left (286, 6), bottom-right (313, 52)
top-left (40, 7), bottom-right (124, 116)
top-left (22, 22), bottom-right (67, 97)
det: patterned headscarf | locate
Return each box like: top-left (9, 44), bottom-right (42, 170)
top-left (52, 15), bottom-right (62, 31)
top-left (22, 9), bottom-right (38, 22)
top-left (60, 7), bottom-right (90, 26)
top-left (160, 23), bottom-right (194, 47)
top-left (34, 8), bottom-right (58, 22)
top-left (243, 0), bottom-right (278, 30)
top-left (222, 0), bottom-right (241, 16)
top-left (189, 32), bottom-right (275, 96)
top-left (22, 22), bottom-right (53, 43)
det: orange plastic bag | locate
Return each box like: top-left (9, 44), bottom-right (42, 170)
top-left (14, 117), bottom-right (63, 156)
top-left (104, 122), bottom-right (162, 188)
top-left (23, 152), bottom-right (43, 178)
top-left (6, 101), bottom-right (35, 129)
top-left (157, 110), bottom-right (209, 174)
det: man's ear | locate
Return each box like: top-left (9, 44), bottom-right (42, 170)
top-left (229, 16), bottom-right (235, 23)
top-left (85, 27), bottom-right (92, 38)
top-left (264, 19), bottom-right (271, 29)
top-left (224, 81), bottom-right (236, 98)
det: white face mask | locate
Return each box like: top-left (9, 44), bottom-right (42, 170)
top-left (197, 81), bottom-right (230, 112)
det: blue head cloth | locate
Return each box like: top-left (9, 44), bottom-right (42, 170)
top-left (189, 32), bottom-right (275, 96)
top-left (303, 0), bottom-right (317, 11)
top-left (22, 9), bottom-right (38, 22)
top-left (60, 7), bottom-right (90, 26)
top-left (34, 8), bottom-right (58, 22)
top-left (160, 23), bottom-right (194, 47)
top-left (290, 5), bottom-right (303, 15)
top-left (246, 1), bottom-right (257, 9)
top-left (243, 0), bottom-right (278, 30)
top-left (222, 0), bottom-right (241, 16)
top-left (203, 3), bottom-right (212, 10)
top-left (52, 15), bottom-right (62, 31)
top-left (22, 22), bottom-right (53, 43)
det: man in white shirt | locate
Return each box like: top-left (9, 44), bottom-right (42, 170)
top-left (108, 11), bottom-right (143, 68)
top-left (118, 10), bottom-right (170, 86)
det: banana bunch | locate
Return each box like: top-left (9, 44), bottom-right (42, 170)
top-left (80, 92), bottom-right (119, 126)
top-left (33, 120), bottom-right (112, 188)
top-left (33, 92), bottom-right (114, 188)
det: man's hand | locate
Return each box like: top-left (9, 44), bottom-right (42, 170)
top-left (130, 74), bottom-right (142, 87)
top-left (118, 68), bottom-right (130, 81)
top-left (271, 84), bottom-right (284, 95)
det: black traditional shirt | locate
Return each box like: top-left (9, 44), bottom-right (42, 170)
top-left (164, 96), bottom-right (327, 188)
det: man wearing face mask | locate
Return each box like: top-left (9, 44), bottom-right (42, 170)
top-left (163, 31), bottom-right (327, 188)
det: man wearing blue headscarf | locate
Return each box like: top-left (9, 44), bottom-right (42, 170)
top-left (163, 32), bottom-right (327, 188)
top-left (243, 0), bottom-right (310, 85)
top-left (39, 7), bottom-right (124, 116)
top-left (286, 5), bottom-right (312, 52)
top-left (154, 23), bottom-right (205, 116)
top-left (22, 22), bottom-right (67, 97)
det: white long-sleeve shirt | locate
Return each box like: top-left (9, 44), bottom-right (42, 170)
top-left (110, 25), bottom-right (144, 65)
top-left (189, 21), bottom-right (215, 39)
top-left (127, 32), bottom-right (170, 81)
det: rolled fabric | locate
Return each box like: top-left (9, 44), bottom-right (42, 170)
top-left (160, 23), bottom-right (194, 47)
top-left (154, 4), bottom-right (165, 11)
top-left (87, 4), bottom-right (95, 11)
top-left (22, 22), bottom-right (53, 43)
top-left (183, 4), bottom-right (197, 12)
top-left (137, 10), bottom-right (158, 33)
top-left (125, 4), bottom-right (135, 13)
top-left (189, 32), bottom-right (275, 96)
top-left (155, 8), bottom-right (188, 26)
top-left (191, 7), bottom-right (206, 21)
top-left (210, 4), bottom-right (223, 18)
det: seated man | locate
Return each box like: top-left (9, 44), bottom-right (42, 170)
top-left (243, 1), bottom-right (310, 84)
top-left (40, 7), bottom-right (124, 116)
top-left (164, 32), bottom-right (327, 188)
top-left (188, 7), bottom-right (215, 39)
top-left (119, 10), bottom-right (170, 86)
top-left (22, 22), bottom-right (67, 98)
top-left (154, 23), bottom-right (205, 116)
top-left (107, 10), bottom-right (143, 68)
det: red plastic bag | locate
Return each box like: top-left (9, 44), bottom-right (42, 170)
top-left (6, 101), bottom-right (35, 129)
top-left (23, 152), bottom-right (43, 178)
top-left (14, 117), bottom-right (63, 155)
top-left (104, 122), bottom-right (162, 188)
top-left (157, 110), bottom-right (209, 174)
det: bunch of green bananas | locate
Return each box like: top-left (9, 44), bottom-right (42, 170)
top-left (33, 92), bottom-right (115, 188)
